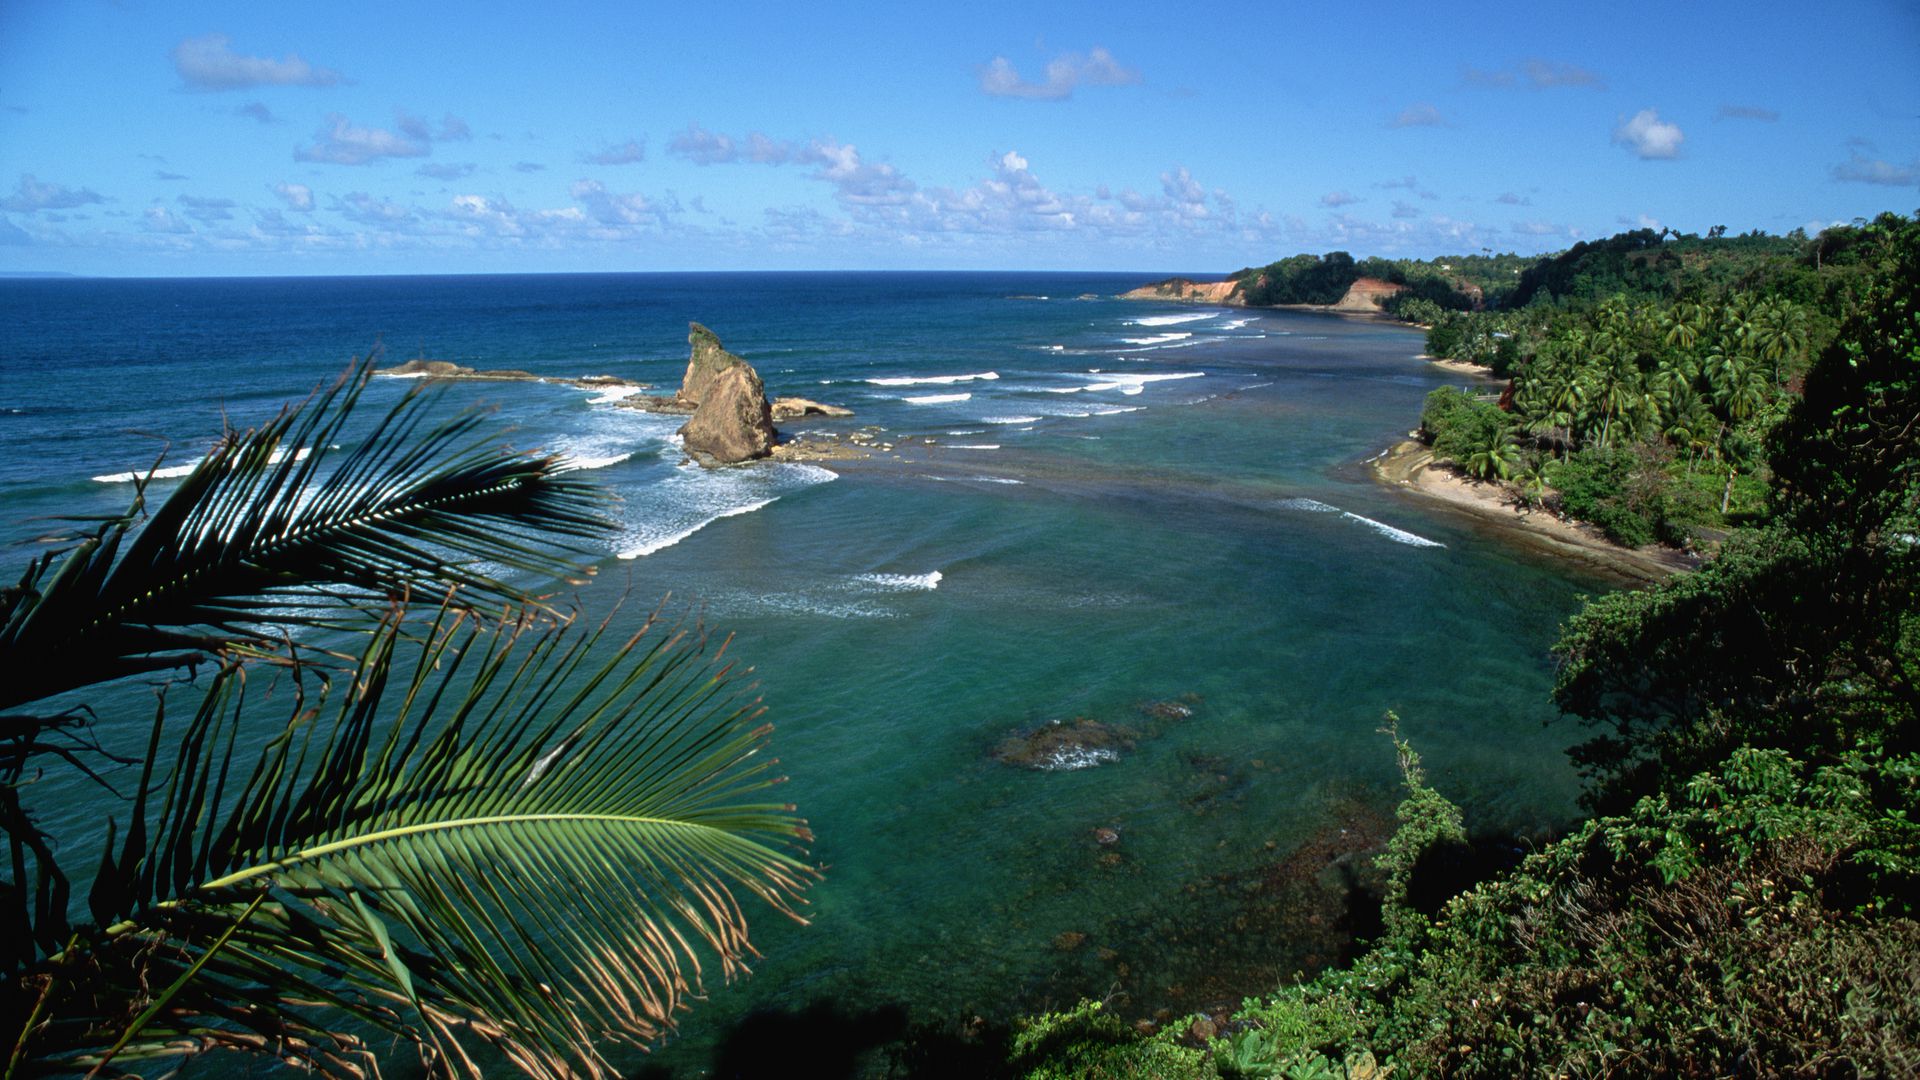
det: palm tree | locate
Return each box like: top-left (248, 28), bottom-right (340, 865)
top-left (2, 358), bottom-right (814, 1078)
top-left (1463, 422), bottom-right (1522, 482)
top-left (1746, 298), bottom-right (1809, 385)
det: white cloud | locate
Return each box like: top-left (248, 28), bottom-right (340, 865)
top-left (333, 192), bottom-right (416, 227)
top-left (1320, 191), bottom-right (1360, 207)
top-left (271, 182), bottom-right (314, 211)
top-left (296, 114), bottom-right (431, 165)
top-left (668, 125), bottom-right (802, 165)
top-left (142, 205), bottom-right (193, 234)
top-left (0, 216), bottom-right (30, 245)
top-left (979, 46), bottom-right (1139, 101)
top-left (172, 34), bottom-right (343, 91)
top-left (1388, 103), bottom-right (1445, 128)
top-left (1160, 166), bottom-right (1204, 205)
top-left (448, 194), bottom-right (530, 237)
top-left (1391, 201), bottom-right (1420, 219)
top-left (1512, 220), bottom-right (1563, 235)
top-left (418, 163), bottom-right (478, 181)
top-left (236, 102), bottom-right (276, 124)
top-left (1831, 151), bottom-right (1919, 186)
top-left (584, 139), bottom-right (646, 165)
top-left (398, 112), bottom-right (471, 143)
top-left (1494, 191), bottom-right (1530, 205)
top-left (0, 174), bottom-right (105, 212)
top-left (569, 179), bottom-right (668, 226)
top-left (810, 140), bottom-right (916, 207)
top-left (1613, 109), bottom-right (1684, 160)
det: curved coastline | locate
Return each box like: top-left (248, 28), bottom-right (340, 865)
top-left (1370, 438), bottom-right (1698, 583)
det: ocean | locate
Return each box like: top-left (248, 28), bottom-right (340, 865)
top-left (0, 272), bottom-right (1604, 1072)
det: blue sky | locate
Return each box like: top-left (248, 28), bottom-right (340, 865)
top-left (2, 0), bottom-right (1916, 275)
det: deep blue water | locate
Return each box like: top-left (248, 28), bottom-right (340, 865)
top-left (0, 272), bottom-right (1606, 1074)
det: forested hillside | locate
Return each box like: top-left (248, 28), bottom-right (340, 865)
top-left (1011, 212), bottom-right (1920, 1078)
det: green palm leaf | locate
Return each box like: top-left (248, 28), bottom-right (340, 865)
top-left (0, 354), bottom-right (612, 712)
top-left (23, 600), bottom-right (814, 1079)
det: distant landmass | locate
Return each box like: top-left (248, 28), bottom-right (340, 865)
top-left (0, 271), bottom-right (81, 279)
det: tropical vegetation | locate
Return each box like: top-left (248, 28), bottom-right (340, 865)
top-left (1006, 211), bottom-right (1919, 1077)
top-left (1, 361), bottom-right (815, 1078)
top-left (1410, 215), bottom-right (1910, 547)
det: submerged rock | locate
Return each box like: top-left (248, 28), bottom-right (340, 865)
top-left (1138, 695), bottom-right (1200, 723)
top-left (674, 323), bottom-right (775, 466)
top-left (992, 717), bottom-right (1135, 771)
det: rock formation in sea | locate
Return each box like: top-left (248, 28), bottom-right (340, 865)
top-left (675, 322), bottom-right (776, 466)
top-left (770, 397), bottom-right (855, 420)
top-left (375, 328), bottom-right (855, 467)
top-left (380, 358), bottom-right (540, 380)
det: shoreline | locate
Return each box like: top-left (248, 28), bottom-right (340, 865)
top-left (1421, 355), bottom-right (1499, 378)
top-left (1370, 439), bottom-right (1698, 583)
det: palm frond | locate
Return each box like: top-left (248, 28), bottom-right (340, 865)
top-left (0, 353), bottom-right (613, 712)
top-left (20, 597), bottom-right (814, 1079)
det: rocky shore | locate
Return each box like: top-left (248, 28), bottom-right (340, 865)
top-left (379, 324), bottom-right (859, 467)
top-left (1370, 439), bottom-right (1698, 583)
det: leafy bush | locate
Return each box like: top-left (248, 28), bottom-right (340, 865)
top-left (1544, 443), bottom-right (1683, 547)
top-left (1007, 1001), bottom-right (1208, 1080)
top-left (1419, 386), bottom-right (1513, 471)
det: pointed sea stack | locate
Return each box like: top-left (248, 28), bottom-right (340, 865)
top-left (676, 322), bottom-right (776, 466)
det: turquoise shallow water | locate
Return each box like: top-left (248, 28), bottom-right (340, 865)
top-left (0, 273), bottom-right (1606, 1073)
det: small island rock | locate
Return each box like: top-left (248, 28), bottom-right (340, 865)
top-left (675, 323), bottom-right (775, 466)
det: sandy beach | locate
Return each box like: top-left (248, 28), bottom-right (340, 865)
top-left (1422, 355), bottom-right (1500, 379)
top-left (1370, 439), bottom-right (1698, 583)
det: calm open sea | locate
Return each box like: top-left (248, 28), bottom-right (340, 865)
top-left (0, 272), bottom-right (1606, 1073)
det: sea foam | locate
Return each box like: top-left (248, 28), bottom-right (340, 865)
top-left (92, 445), bottom-right (313, 484)
top-left (1128, 312), bottom-right (1218, 327)
top-left (617, 462), bottom-right (837, 559)
top-left (904, 392), bottom-right (971, 404)
top-left (1277, 498), bottom-right (1444, 547)
top-left (1046, 371), bottom-right (1206, 396)
top-left (586, 385), bottom-right (643, 405)
top-left (555, 451), bottom-right (635, 472)
top-left (1119, 332), bottom-right (1193, 346)
top-left (854, 571), bottom-right (943, 592)
top-left (868, 372), bottom-right (999, 387)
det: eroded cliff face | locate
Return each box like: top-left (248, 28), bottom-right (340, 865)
top-left (1117, 278), bottom-right (1246, 304)
top-left (675, 323), bottom-right (775, 465)
top-left (1119, 275), bottom-right (1409, 312)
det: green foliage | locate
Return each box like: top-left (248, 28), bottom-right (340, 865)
top-left (1199, 749), bottom-right (1920, 1079)
top-left (1213, 1026), bottom-right (1282, 1078)
top-left (1374, 716), bottom-right (1466, 941)
top-left (1235, 252), bottom-right (1360, 307)
top-left (1544, 444), bottom-right (1681, 548)
top-left (1554, 212), bottom-right (1919, 809)
top-left (1007, 1001), bottom-right (1209, 1080)
top-left (1, 360), bottom-right (815, 1079)
top-left (1419, 386), bottom-right (1514, 476)
top-left (1510, 228), bottom-right (1678, 309)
